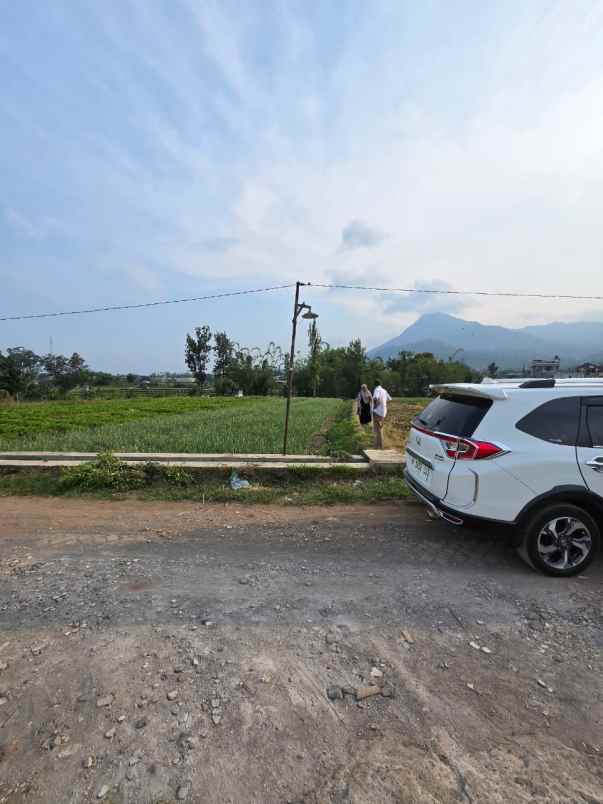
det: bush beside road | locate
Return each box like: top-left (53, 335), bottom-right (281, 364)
top-left (0, 461), bottom-right (409, 506)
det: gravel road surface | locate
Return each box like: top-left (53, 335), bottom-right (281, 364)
top-left (0, 498), bottom-right (601, 803)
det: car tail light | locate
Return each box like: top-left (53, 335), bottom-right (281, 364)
top-left (439, 436), bottom-right (506, 460)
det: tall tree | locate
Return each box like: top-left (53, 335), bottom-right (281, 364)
top-left (0, 347), bottom-right (42, 397)
top-left (487, 361), bottom-right (499, 378)
top-left (185, 326), bottom-right (212, 385)
top-left (307, 321), bottom-right (322, 397)
top-left (341, 339), bottom-right (366, 398)
top-left (43, 352), bottom-right (89, 392)
top-left (213, 332), bottom-right (234, 379)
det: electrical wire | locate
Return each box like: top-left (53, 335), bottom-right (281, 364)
top-left (309, 283), bottom-right (603, 302)
top-left (3, 280), bottom-right (603, 323)
top-left (0, 284), bottom-right (295, 322)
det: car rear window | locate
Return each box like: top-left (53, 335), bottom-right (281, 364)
top-left (515, 397), bottom-right (580, 446)
top-left (413, 394), bottom-right (492, 438)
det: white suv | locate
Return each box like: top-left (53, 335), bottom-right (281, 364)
top-left (404, 378), bottom-right (603, 576)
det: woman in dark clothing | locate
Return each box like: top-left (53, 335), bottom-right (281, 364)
top-left (356, 384), bottom-right (373, 426)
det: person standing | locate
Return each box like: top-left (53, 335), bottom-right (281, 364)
top-left (356, 384), bottom-right (373, 427)
top-left (372, 380), bottom-right (392, 449)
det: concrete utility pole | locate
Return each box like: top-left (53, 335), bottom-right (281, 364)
top-left (282, 282), bottom-right (318, 455)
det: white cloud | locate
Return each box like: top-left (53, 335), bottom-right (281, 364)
top-left (340, 220), bottom-right (386, 251)
top-left (4, 0), bottom-right (603, 356)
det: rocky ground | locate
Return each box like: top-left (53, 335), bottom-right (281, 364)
top-left (0, 497), bottom-right (601, 803)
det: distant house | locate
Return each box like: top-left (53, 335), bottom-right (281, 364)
top-left (529, 356), bottom-right (561, 377)
top-left (576, 362), bottom-right (603, 377)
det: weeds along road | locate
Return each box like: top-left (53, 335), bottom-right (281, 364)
top-left (0, 498), bottom-right (601, 803)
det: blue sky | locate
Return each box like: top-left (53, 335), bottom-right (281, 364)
top-left (2, 1), bottom-right (603, 372)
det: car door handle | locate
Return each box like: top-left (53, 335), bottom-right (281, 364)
top-left (586, 457), bottom-right (603, 472)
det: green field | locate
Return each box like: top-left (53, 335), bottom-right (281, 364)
top-left (0, 396), bottom-right (349, 455)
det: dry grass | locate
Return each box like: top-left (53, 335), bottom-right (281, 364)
top-left (383, 397), bottom-right (429, 450)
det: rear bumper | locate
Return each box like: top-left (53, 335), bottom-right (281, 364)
top-left (404, 471), bottom-right (464, 525)
top-left (404, 470), bottom-right (516, 531)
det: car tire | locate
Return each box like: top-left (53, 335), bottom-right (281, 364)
top-left (517, 503), bottom-right (600, 577)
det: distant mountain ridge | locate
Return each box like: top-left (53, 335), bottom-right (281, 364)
top-left (368, 313), bottom-right (603, 369)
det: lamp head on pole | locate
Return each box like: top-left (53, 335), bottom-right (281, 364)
top-left (300, 303), bottom-right (319, 320)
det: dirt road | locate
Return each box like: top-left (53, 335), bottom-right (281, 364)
top-left (0, 497), bottom-right (601, 803)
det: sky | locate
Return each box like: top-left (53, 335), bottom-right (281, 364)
top-left (2, 0), bottom-right (603, 373)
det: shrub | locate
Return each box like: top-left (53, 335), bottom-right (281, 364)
top-left (214, 377), bottom-right (238, 396)
top-left (143, 461), bottom-right (193, 486)
top-left (161, 464), bottom-right (194, 486)
top-left (60, 452), bottom-right (146, 491)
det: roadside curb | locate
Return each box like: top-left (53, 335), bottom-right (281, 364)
top-left (0, 450), bottom-right (364, 464)
top-left (0, 450), bottom-right (406, 474)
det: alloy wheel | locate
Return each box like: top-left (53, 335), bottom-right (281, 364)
top-left (536, 516), bottom-right (593, 571)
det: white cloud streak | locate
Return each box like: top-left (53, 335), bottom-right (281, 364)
top-left (3, 0), bottom-right (603, 341)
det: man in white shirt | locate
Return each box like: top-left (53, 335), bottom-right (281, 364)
top-left (372, 380), bottom-right (392, 449)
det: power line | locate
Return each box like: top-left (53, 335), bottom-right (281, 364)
top-left (309, 283), bottom-right (603, 302)
top-left (0, 284), bottom-right (295, 322)
top-left (3, 280), bottom-right (603, 323)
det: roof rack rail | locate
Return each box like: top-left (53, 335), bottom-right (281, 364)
top-left (519, 378), bottom-right (555, 388)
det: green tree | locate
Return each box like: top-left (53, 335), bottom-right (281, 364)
top-left (90, 372), bottom-right (115, 387)
top-left (307, 321), bottom-right (322, 397)
top-left (0, 347), bottom-right (42, 397)
top-left (43, 352), bottom-right (90, 393)
top-left (487, 361), bottom-right (499, 378)
top-left (185, 326), bottom-right (212, 386)
top-left (226, 347), bottom-right (277, 396)
top-left (340, 339), bottom-right (366, 398)
top-left (213, 332), bottom-right (234, 381)
top-left (386, 351), bottom-right (478, 396)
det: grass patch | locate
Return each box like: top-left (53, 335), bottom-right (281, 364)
top-left (58, 453), bottom-right (195, 492)
top-left (322, 397), bottom-right (429, 456)
top-left (323, 402), bottom-right (373, 457)
top-left (0, 459), bottom-right (409, 506)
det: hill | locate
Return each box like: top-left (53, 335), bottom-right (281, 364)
top-left (368, 313), bottom-right (603, 369)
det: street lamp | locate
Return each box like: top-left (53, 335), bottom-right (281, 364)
top-left (282, 281), bottom-right (318, 455)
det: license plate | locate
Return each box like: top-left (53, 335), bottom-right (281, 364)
top-left (411, 455), bottom-right (432, 484)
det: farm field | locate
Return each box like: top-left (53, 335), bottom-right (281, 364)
top-left (384, 397), bottom-right (429, 450)
top-left (0, 396), bottom-right (348, 455)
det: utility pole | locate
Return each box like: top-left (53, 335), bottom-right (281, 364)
top-left (282, 282), bottom-right (318, 455)
top-left (283, 282), bottom-right (301, 456)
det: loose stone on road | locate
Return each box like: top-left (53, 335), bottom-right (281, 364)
top-left (0, 498), bottom-right (601, 803)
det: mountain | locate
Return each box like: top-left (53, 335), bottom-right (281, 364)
top-left (522, 321), bottom-right (603, 346)
top-left (368, 312), bottom-right (603, 369)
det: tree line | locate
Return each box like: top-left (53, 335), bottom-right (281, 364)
top-left (0, 348), bottom-right (92, 399)
top-left (0, 325), bottom-right (479, 401)
top-left (185, 327), bottom-right (284, 396)
top-left (0, 348), bottom-right (184, 400)
top-left (184, 325), bottom-right (480, 398)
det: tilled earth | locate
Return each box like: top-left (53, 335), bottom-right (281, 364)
top-left (0, 497), bottom-right (601, 804)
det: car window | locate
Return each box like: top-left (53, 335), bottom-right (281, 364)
top-left (515, 397), bottom-right (580, 446)
top-left (586, 405), bottom-right (603, 447)
top-left (414, 394), bottom-right (492, 438)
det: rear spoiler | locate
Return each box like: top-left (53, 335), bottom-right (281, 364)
top-left (429, 383), bottom-right (509, 400)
